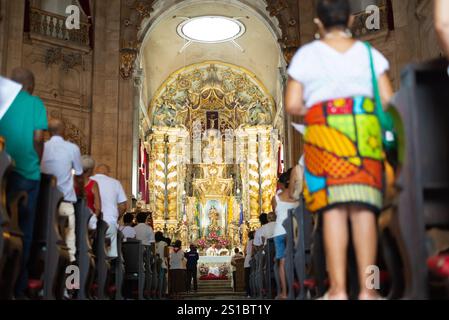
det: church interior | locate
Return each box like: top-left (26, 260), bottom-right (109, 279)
top-left (0, 0), bottom-right (449, 301)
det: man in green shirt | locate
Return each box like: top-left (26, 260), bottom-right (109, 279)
top-left (0, 67), bottom-right (48, 298)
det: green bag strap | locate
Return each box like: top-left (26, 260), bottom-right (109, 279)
top-left (364, 41), bottom-right (394, 130)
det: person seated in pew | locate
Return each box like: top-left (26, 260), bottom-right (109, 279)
top-left (41, 118), bottom-right (83, 262)
top-left (435, 0), bottom-right (449, 58)
top-left (134, 212), bottom-right (155, 250)
top-left (272, 169), bottom-right (299, 300)
top-left (0, 68), bottom-right (48, 299)
top-left (91, 164), bottom-right (127, 258)
top-left (119, 212), bottom-right (136, 240)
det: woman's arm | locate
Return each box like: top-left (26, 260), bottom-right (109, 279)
top-left (378, 73), bottom-right (394, 109)
top-left (288, 166), bottom-right (298, 200)
top-left (435, 0), bottom-right (449, 57)
top-left (271, 195), bottom-right (277, 212)
top-left (285, 78), bottom-right (307, 116)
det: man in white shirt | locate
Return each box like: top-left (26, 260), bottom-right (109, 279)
top-left (91, 164), bottom-right (127, 258)
top-left (253, 213), bottom-right (269, 250)
top-left (41, 119), bottom-right (83, 262)
top-left (263, 212), bottom-right (277, 244)
top-left (134, 211), bottom-right (155, 247)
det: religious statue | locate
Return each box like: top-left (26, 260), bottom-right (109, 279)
top-left (208, 206), bottom-right (219, 228)
top-left (176, 223), bottom-right (189, 247)
top-left (203, 131), bottom-right (223, 164)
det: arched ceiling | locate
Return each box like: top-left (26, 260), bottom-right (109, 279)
top-left (140, 1), bottom-right (284, 116)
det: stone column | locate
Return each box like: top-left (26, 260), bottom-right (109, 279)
top-left (1, 0), bottom-right (25, 75)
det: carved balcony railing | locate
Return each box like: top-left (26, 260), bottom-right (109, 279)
top-left (29, 7), bottom-right (90, 48)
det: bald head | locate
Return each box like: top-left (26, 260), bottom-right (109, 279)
top-left (48, 118), bottom-right (65, 137)
top-left (95, 164), bottom-right (111, 176)
top-left (11, 68), bottom-right (35, 94)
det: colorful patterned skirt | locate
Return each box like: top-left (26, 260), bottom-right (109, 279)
top-left (303, 96), bottom-right (384, 214)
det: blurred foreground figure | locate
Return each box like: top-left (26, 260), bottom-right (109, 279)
top-left (435, 0), bottom-right (449, 58)
top-left (0, 68), bottom-right (48, 298)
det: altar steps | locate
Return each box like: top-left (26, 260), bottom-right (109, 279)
top-left (198, 280), bottom-right (233, 293)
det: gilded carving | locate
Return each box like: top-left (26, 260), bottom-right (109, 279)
top-left (150, 62), bottom-right (275, 129)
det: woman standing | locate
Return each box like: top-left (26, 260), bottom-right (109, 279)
top-left (80, 155), bottom-right (102, 227)
top-left (272, 170), bottom-right (299, 300)
top-left (285, 0), bottom-right (394, 300)
top-left (243, 231), bottom-right (255, 298)
top-left (169, 240), bottom-right (186, 299)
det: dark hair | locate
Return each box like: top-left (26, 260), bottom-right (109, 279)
top-left (174, 240), bottom-right (182, 249)
top-left (317, 0), bottom-right (351, 29)
top-left (259, 213), bottom-right (269, 225)
top-left (279, 168), bottom-right (293, 188)
top-left (164, 237), bottom-right (172, 246)
top-left (123, 212), bottom-right (134, 225)
top-left (234, 248), bottom-right (240, 253)
top-left (135, 211), bottom-right (149, 224)
top-left (248, 231), bottom-right (255, 240)
top-left (155, 231), bottom-right (164, 242)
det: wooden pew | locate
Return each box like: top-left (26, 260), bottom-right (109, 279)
top-left (393, 58), bottom-right (449, 299)
top-left (0, 150), bottom-right (25, 299)
top-left (122, 239), bottom-right (144, 300)
top-left (263, 239), bottom-right (276, 299)
top-left (91, 219), bottom-right (111, 300)
top-left (292, 200), bottom-right (314, 300)
top-left (111, 230), bottom-right (124, 300)
top-left (283, 208), bottom-right (296, 300)
top-left (28, 174), bottom-right (70, 300)
top-left (74, 200), bottom-right (95, 300)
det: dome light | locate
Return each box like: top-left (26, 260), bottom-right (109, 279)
top-left (177, 16), bottom-right (245, 44)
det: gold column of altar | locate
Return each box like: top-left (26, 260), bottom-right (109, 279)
top-left (151, 132), bottom-right (167, 232)
top-left (166, 128), bottom-right (181, 238)
top-left (259, 127), bottom-right (278, 214)
top-left (246, 128), bottom-right (261, 230)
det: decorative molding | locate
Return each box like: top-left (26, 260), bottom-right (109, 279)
top-left (120, 44), bottom-right (138, 80)
top-left (266, 0), bottom-right (301, 64)
top-left (44, 47), bottom-right (83, 72)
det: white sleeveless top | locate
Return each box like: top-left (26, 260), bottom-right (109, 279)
top-left (273, 194), bottom-right (299, 238)
top-left (288, 40), bottom-right (390, 108)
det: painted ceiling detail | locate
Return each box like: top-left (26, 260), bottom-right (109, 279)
top-left (150, 61), bottom-right (275, 130)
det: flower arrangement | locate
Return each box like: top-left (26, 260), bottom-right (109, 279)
top-left (199, 264), bottom-right (209, 276)
top-left (196, 233), bottom-right (230, 250)
top-left (219, 264), bottom-right (229, 277)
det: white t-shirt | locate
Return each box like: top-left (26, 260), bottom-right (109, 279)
top-left (273, 195), bottom-right (299, 238)
top-left (41, 136), bottom-right (83, 202)
top-left (288, 40), bottom-right (390, 108)
top-left (134, 223), bottom-right (155, 246)
top-left (264, 222), bottom-right (277, 240)
top-left (170, 249), bottom-right (186, 270)
top-left (156, 241), bottom-right (168, 269)
top-left (91, 174), bottom-right (127, 226)
top-left (119, 225), bottom-right (136, 240)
